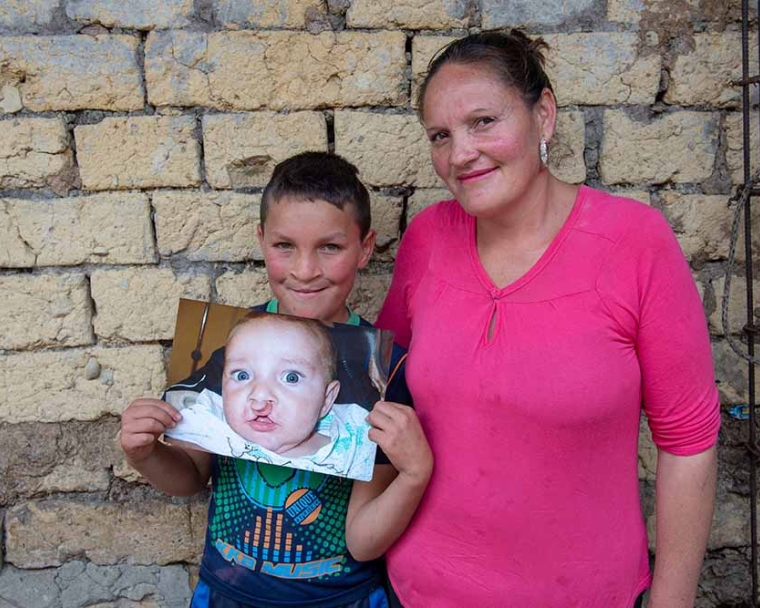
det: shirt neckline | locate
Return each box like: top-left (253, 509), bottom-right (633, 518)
top-left (265, 298), bottom-right (361, 326)
top-left (467, 185), bottom-right (588, 298)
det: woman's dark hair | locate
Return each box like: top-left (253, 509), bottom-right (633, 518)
top-left (417, 29), bottom-right (553, 120)
top-left (261, 151), bottom-right (371, 239)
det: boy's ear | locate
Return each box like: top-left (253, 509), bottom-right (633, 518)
top-left (256, 223), bottom-right (265, 249)
top-left (358, 229), bottom-right (376, 270)
top-left (320, 380), bottom-right (341, 417)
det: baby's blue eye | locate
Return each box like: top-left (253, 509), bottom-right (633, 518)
top-left (232, 370), bottom-right (250, 381)
top-left (283, 371), bottom-right (301, 384)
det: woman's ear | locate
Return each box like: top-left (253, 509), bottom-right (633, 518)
top-left (534, 87), bottom-right (558, 144)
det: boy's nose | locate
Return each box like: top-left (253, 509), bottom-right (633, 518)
top-left (248, 398), bottom-right (274, 415)
top-left (291, 251), bottom-right (320, 281)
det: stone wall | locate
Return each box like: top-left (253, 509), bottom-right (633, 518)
top-left (0, 0), bottom-right (755, 605)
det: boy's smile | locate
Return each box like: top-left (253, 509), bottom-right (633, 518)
top-left (222, 317), bottom-right (340, 457)
top-left (258, 196), bottom-right (375, 324)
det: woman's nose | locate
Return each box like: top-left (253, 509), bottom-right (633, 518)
top-left (449, 133), bottom-right (478, 167)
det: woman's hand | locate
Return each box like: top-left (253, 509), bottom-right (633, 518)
top-left (367, 401), bottom-right (433, 485)
top-left (120, 397), bottom-right (181, 465)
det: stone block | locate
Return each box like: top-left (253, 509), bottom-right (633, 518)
top-left (0, 419), bottom-right (120, 503)
top-left (334, 111), bottom-right (441, 188)
top-left (371, 193), bottom-right (403, 261)
top-left (5, 498), bottom-right (203, 567)
top-left (482, 0), bottom-right (601, 27)
top-left (611, 189), bottom-right (651, 205)
top-left (0, 117), bottom-right (75, 191)
top-left (0, 0), bottom-right (60, 34)
top-left (145, 30), bottom-right (406, 110)
top-left (550, 110), bottom-right (586, 184)
top-left (66, 0), bottom-right (194, 30)
top-left (712, 339), bottom-right (747, 405)
top-left (637, 416), bottom-right (656, 483)
top-left (0, 564), bottom-right (59, 608)
top-left (708, 491), bottom-right (749, 550)
top-left (544, 33), bottom-right (660, 106)
top-left (75, 116), bottom-right (201, 191)
top-left (0, 35), bottom-right (143, 112)
top-left (90, 267), bottom-right (212, 341)
top-left (154, 190), bottom-right (261, 262)
top-left (665, 33), bottom-right (756, 108)
top-left (408, 188), bottom-right (451, 221)
top-left (213, 0), bottom-right (314, 28)
top-left (710, 275), bottom-right (760, 337)
top-left (659, 192), bottom-right (734, 263)
top-left (411, 35), bottom-right (457, 108)
top-left (0, 193), bottom-right (156, 268)
top-left (215, 268), bottom-right (272, 308)
top-left (347, 273), bottom-right (393, 323)
top-left (725, 111), bottom-right (758, 186)
top-left (0, 273), bottom-right (93, 350)
top-left (203, 112), bottom-right (327, 189)
top-left (607, 0), bottom-right (644, 23)
top-left (599, 110), bottom-right (719, 185)
top-left (0, 345), bottom-right (166, 423)
top-left (347, 0), bottom-right (469, 29)
top-left (698, 548), bottom-right (753, 608)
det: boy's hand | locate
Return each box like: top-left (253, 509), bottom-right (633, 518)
top-left (120, 398), bottom-right (182, 464)
top-left (367, 401), bottom-right (433, 484)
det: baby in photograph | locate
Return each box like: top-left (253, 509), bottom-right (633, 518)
top-left (165, 311), bottom-right (377, 480)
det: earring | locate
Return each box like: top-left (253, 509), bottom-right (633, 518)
top-left (539, 137), bottom-right (548, 166)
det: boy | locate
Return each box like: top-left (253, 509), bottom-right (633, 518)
top-left (164, 312), bottom-right (380, 480)
top-left (120, 152), bottom-right (432, 607)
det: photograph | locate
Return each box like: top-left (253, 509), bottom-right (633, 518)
top-left (163, 299), bottom-right (393, 481)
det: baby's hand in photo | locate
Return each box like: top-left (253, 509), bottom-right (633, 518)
top-left (367, 401), bottom-right (433, 484)
top-left (120, 398), bottom-right (182, 464)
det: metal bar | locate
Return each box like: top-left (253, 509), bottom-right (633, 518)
top-left (733, 75), bottom-right (760, 86)
top-left (742, 0), bottom-right (759, 603)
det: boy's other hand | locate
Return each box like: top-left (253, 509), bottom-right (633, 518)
top-left (120, 398), bottom-right (182, 464)
top-left (367, 401), bottom-right (433, 485)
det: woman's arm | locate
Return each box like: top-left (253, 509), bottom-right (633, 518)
top-left (647, 445), bottom-right (717, 608)
top-left (345, 401), bottom-right (433, 561)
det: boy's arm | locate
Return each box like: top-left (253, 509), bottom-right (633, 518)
top-left (120, 345), bottom-right (227, 496)
top-left (121, 397), bottom-right (213, 496)
top-left (345, 401), bottom-right (432, 561)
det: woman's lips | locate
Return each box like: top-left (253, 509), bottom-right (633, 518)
top-left (457, 167), bottom-right (497, 182)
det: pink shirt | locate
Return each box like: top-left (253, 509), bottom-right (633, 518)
top-left (377, 186), bottom-right (720, 608)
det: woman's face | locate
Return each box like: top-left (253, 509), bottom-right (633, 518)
top-left (422, 62), bottom-right (555, 219)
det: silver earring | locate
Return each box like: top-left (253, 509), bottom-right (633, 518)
top-left (539, 137), bottom-right (548, 166)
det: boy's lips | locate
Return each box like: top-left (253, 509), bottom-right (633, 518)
top-left (288, 286), bottom-right (328, 298)
top-left (246, 416), bottom-right (276, 432)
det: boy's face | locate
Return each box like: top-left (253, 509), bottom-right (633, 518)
top-left (222, 318), bottom-right (340, 455)
top-left (258, 197), bottom-right (375, 324)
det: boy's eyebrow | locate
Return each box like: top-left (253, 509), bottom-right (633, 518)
top-left (268, 229), bottom-right (349, 241)
top-left (223, 356), bottom-right (319, 371)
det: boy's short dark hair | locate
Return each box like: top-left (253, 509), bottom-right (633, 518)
top-left (261, 152), bottom-right (371, 239)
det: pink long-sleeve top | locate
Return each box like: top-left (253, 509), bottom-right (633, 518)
top-left (376, 186), bottom-right (720, 608)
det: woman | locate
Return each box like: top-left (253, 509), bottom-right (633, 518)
top-left (377, 30), bottom-right (719, 607)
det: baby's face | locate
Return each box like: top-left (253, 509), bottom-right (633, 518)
top-left (222, 318), bottom-right (338, 456)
